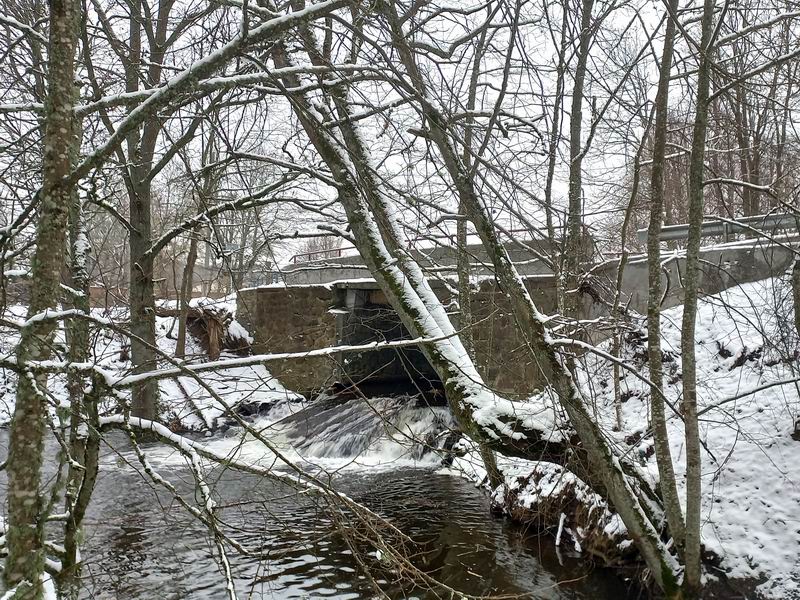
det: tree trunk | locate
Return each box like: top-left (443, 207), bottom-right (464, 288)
top-left (268, 5), bottom-right (678, 591)
top-left (792, 257), bottom-right (800, 342)
top-left (4, 0), bottom-right (80, 594)
top-left (350, 5), bottom-right (682, 593)
top-left (61, 139), bottom-right (100, 586)
top-left (128, 169), bottom-right (159, 420)
top-left (646, 0), bottom-right (686, 556)
top-left (680, 0), bottom-right (717, 592)
top-left (562, 0), bottom-right (595, 320)
top-left (543, 4), bottom-right (569, 289)
top-left (124, 0), bottom-right (165, 420)
top-left (176, 232), bottom-right (199, 359)
top-left (460, 29), bottom-right (501, 489)
top-left (611, 123), bottom-right (649, 431)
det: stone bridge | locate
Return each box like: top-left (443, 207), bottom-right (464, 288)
top-left (236, 240), bottom-right (795, 398)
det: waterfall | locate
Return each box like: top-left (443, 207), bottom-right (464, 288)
top-left (131, 396), bottom-right (458, 471)
top-left (264, 396), bottom-right (458, 467)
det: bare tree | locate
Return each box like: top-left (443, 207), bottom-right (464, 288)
top-left (4, 0), bottom-right (81, 593)
top-left (646, 0), bottom-right (686, 558)
top-left (680, 0), bottom-right (718, 591)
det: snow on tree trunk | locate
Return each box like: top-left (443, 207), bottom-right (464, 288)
top-left (4, 0), bottom-right (80, 594)
top-left (381, 5), bottom-right (681, 593)
top-left (61, 137), bottom-right (101, 585)
top-left (680, 0), bottom-right (717, 592)
top-left (268, 32), bottom-right (578, 462)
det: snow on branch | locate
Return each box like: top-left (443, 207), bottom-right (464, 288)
top-left (0, 15), bottom-right (47, 44)
top-left (111, 334), bottom-right (462, 388)
top-left (69, 0), bottom-right (350, 184)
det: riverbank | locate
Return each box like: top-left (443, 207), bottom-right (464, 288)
top-left (1, 276), bottom-right (798, 598)
top-left (445, 275), bottom-right (800, 599)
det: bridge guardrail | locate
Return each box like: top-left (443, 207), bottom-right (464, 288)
top-left (637, 213), bottom-right (799, 243)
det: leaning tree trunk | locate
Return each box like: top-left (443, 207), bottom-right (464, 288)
top-left (646, 0), bottom-right (686, 556)
top-left (380, 4), bottom-right (681, 593)
top-left (268, 33), bottom-right (583, 463)
top-left (4, 0), bottom-right (80, 594)
top-left (269, 3), bottom-right (678, 591)
top-left (270, 5), bottom-right (679, 593)
top-left (680, 0), bottom-right (717, 592)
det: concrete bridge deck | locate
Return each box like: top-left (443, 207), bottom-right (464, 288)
top-left (278, 240), bottom-right (558, 285)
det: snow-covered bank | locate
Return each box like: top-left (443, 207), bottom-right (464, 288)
top-left (0, 299), bottom-right (296, 429)
top-left (592, 276), bottom-right (800, 599)
top-left (446, 276), bottom-right (800, 599)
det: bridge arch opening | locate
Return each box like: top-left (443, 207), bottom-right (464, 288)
top-left (334, 285), bottom-right (444, 402)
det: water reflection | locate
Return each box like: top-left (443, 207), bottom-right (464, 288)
top-left (68, 461), bottom-right (636, 599)
top-left (0, 431), bottom-right (637, 599)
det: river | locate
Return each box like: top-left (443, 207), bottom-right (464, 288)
top-left (0, 398), bottom-right (639, 599)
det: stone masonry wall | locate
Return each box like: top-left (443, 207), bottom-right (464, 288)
top-left (468, 279), bottom-right (559, 399)
top-left (237, 279), bottom-right (559, 398)
top-left (237, 286), bottom-right (339, 395)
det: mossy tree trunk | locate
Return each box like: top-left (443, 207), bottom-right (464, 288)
top-left (4, 0), bottom-right (81, 595)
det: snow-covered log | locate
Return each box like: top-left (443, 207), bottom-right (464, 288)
top-left (491, 462), bottom-right (636, 564)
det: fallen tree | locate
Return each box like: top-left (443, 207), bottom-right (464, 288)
top-left (156, 303), bottom-right (251, 359)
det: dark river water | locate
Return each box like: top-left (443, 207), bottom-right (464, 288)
top-left (69, 453), bottom-right (636, 598)
top-left (0, 421), bottom-right (639, 599)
